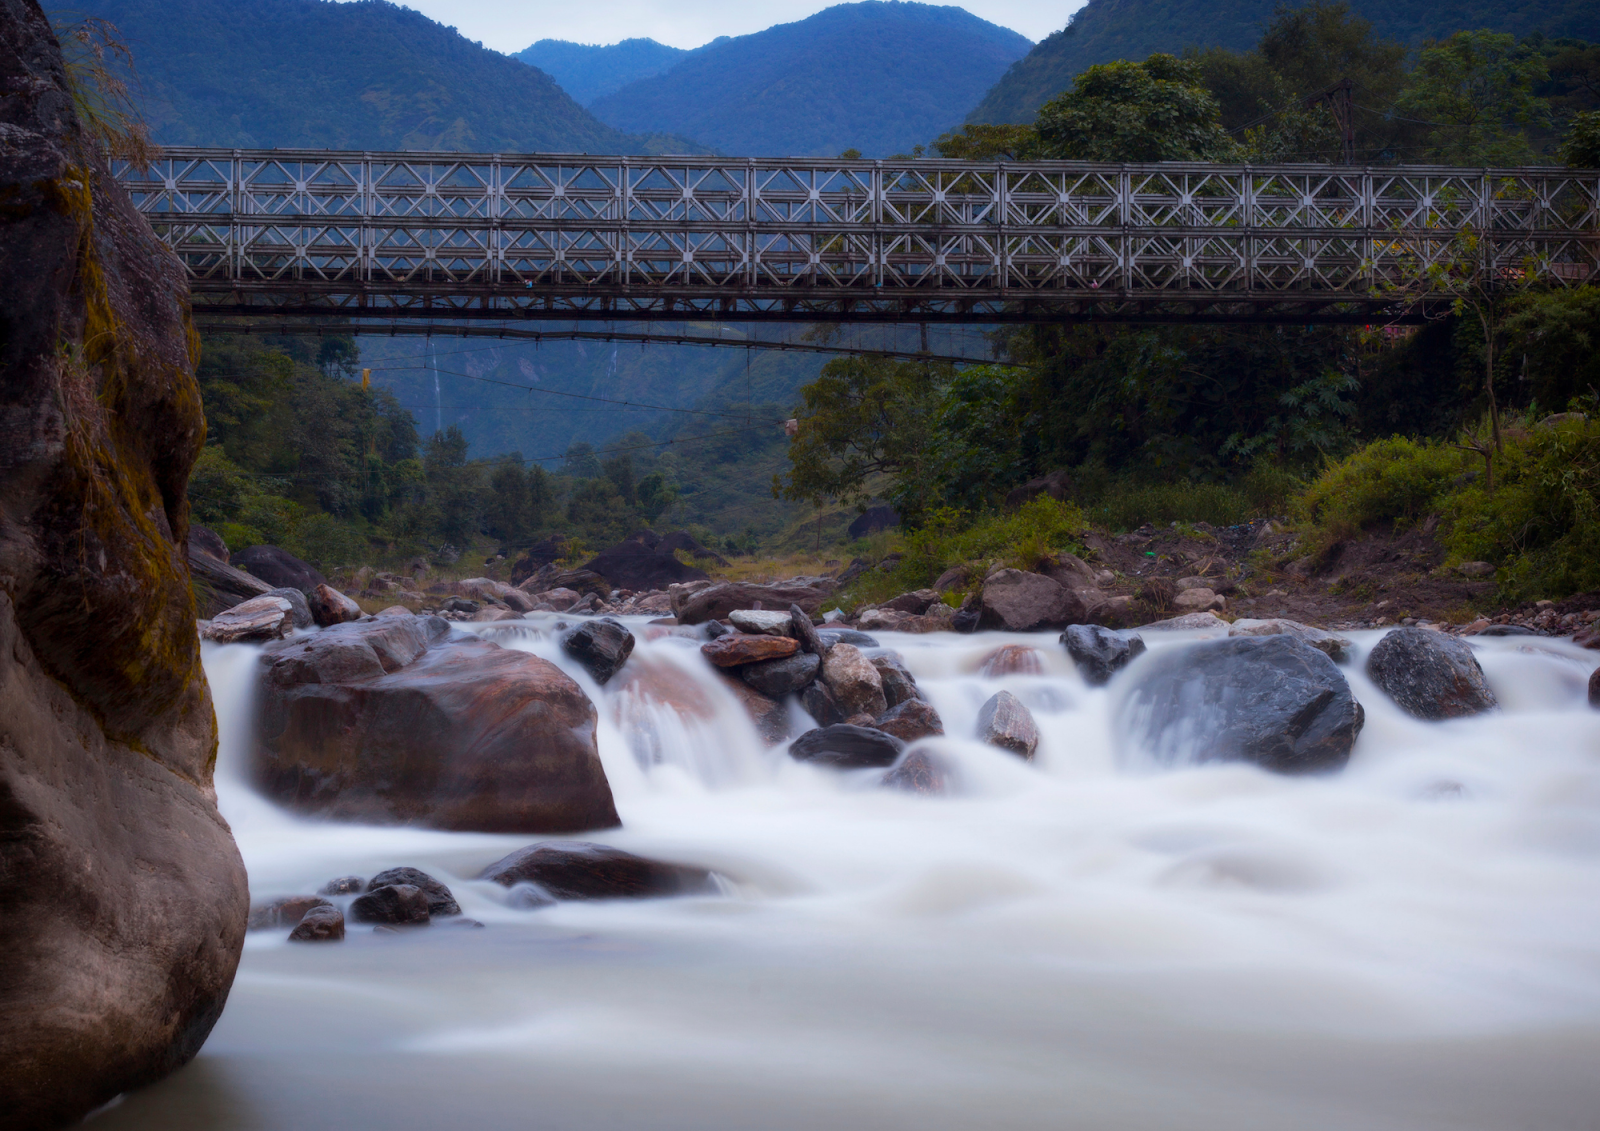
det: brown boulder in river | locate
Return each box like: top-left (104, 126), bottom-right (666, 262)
top-left (0, 7), bottom-right (248, 1124)
top-left (253, 616), bottom-right (619, 832)
top-left (482, 842), bottom-right (718, 900)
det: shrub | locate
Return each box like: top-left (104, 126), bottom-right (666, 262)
top-left (1294, 438), bottom-right (1467, 545)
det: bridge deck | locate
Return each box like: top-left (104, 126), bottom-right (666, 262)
top-left (117, 150), bottom-right (1600, 324)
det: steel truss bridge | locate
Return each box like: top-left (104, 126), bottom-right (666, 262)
top-left (118, 149), bottom-right (1600, 327)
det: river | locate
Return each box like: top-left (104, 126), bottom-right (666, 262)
top-left (89, 620), bottom-right (1600, 1130)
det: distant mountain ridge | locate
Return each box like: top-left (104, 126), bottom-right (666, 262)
top-left (588, 1), bottom-right (1033, 157)
top-left (515, 38), bottom-right (690, 105)
top-left (85, 0), bottom-right (701, 153)
top-left (971, 0), bottom-right (1600, 124)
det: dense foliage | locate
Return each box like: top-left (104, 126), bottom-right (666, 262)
top-left (588, 1), bottom-right (1031, 157)
top-left (969, 0), bottom-right (1600, 125)
top-left (82, 0), bottom-right (693, 152)
top-left (1033, 54), bottom-right (1238, 161)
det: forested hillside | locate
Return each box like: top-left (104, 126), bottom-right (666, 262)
top-left (84, 0), bottom-right (697, 152)
top-left (971, 0), bottom-right (1600, 123)
top-left (589, 1), bottom-right (1032, 156)
top-left (515, 38), bottom-right (689, 106)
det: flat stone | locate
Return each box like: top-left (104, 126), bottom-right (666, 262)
top-left (788, 724), bottom-right (905, 769)
top-left (1229, 618), bottom-right (1352, 661)
top-left (203, 594), bottom-right (294, 644)
top-left (729, 609), bottom-right (795, 635)
top-left (1062, 624), bottom-right (1146, 686)
top-left (976, 690), bottom-right (1039, 760)
top-left (700, 633), bottom-right (800, 667)
top-left (1366, 627), bottom-right (1497, 720)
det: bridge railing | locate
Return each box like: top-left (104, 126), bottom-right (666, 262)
top-left (114, 149), bottom-right (1600, 322)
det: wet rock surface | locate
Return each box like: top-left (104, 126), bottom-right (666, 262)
top-left (350, 884), bottom-right (432, 926)
top-left (801, 680), bottom-right (847, 726)
top-left (482, 842), bottom-right (717, 900)
top-left (716, 673), bottom-right (791, 745)
top-left (254, 618), bottom-right (619, 833)
top-left (365, 868), bottom-right (461, 917)
top-left (869, 653), bottom-right (919, 707)
top-left (1062, 625), bottom-right (1146, 686)
top-left (977, 691), bottom-right (1040, 760)
top-left (729, 609), bottom-right (795, 635)
top-left (822, 643), bottom-right (889, 719)
top-left (288, 904), bottom-right (346, 942)
top-left (1119, 635), bottom-right (1365, 774)
top-left (561, 619), bottom-right (636, 685)
top-left (874, 699), bottom-right (945, 743)
top-left (789, 724), bottom-right (905, 769)
top-left (701, 633), bottom-right (800, 667)
top-left (740, 651), bottom-right (821, 697)
top-left (0, 9), bottom-right (248, 1123)
top-left (1365, 628), bottom-right (1497, 720)
top-left (790, 604), bottom-right (827, 655)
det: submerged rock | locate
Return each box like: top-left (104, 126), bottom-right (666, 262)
top-left (1366, 628), bottom-right (1497, 720)
top-left (740, 651), bottom-right (821, 697)
top-left (481, 842), bottom-right (717, 900)
top-left (716, 673), bottom-right (791, 745)
top-left (979, 644), bottom-right (1044, 677)
top-left (0, 11), bottom-right (248, 1121)
top-left (365, 868), bottom-right (461, 917)
top-left (254, 618), bottom-right (619, 833)
top-left (561, 619), bottom-right (635, 685)
top-left (288, 904), bottom-right (346, 943)
top-left (248, 896), bottom-right (333, 932)
top-left (881, 750), bottom-right (950, 795)
top-left (788, 724), bottom-right (905, 769)
top-left (350, 884), bottom-right (431, 926)
top-left (1118, 635), bottom-right (1364, 774)
top-left (977, 691), bottom-right (1040, 760)
top-left (1062, 624), bottom-right (1146, 686)
top-left (874, 698), bottom-right (945, 743)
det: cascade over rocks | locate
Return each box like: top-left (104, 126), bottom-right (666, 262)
top-left (0, 6), bottom-right (248, 1123)
top-left (231, 544), bottom-right (328, 593)
top-left (1365, 628), bottom-right (1497, 720)
top-left (977, 691), bottom-right (1040, 759)
top-left (789, 724), bottom-right (905, 768)
top-left (716, 672), bottom-right (791, 744)
top-left (561, 619), bottom-right (635, 685)
top-left (253, 617), bottom-right (619, 832)
top-left (676, 581), bottom-right (831, 625)
top-left (979, 644), bottom-right (1044, 677)
top-left (1117, 635), bottom-right (1365, 774)
top-left (874, 698), bottom-right (944, 743)
top-left (1062, 625), bottom-right (1146, 686)
top-left (482, 842), bottom-right (717, 900)
top-left (882, 750), bottom-right (950, 794)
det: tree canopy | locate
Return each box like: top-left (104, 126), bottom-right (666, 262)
top-left (1033, 54), bottom-right (1239, 162)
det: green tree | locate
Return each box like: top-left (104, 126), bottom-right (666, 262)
top-left (1034, 54), bottom-right (1238, 162)
top-left (1397, 31), bottom-right (1551, 164)
top-left (485, 457), bottom-right (532, 545)
top-left (930, 123), bottom-right (1040, 161)
top-left (1563, 110), bottom-right (1600, 165)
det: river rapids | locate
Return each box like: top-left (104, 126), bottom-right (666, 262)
top-left (89, 621), bottom-right (1600, 1130)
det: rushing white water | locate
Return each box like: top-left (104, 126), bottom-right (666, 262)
top-left (91, 622), bottom-right (1600, 1130)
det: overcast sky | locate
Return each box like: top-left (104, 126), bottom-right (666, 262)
top-left (385, 1), bottom-right (1085, 54)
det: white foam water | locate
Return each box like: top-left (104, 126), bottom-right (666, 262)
top-left (90, 621), bottom-right (1600, 1130)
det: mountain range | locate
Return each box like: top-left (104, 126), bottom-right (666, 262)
top-left (973, 0), bottom-right (1600, 124)
top-left (86, 0), bottom-right (697, 152)
top-left (582, 2), bottom-right (1032, 156)
top-left (514, 37), bottom-right (689, 106)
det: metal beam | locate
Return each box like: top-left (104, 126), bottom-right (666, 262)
top-left (119, 150), bottom-right (1600, 325)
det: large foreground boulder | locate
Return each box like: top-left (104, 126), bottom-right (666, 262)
top-left (230, 544), bottom-right (327, 593)
top-left (676, 581), bottom-right (831, 625)
top-left (1366, 627), bottom-right (1497, 719)
top-left (0, 7), bottom-right (247, 1123)
top-left (1117, 635), bottom-right (1365, 774)
top-left (482, 842), bottom-right (717, 900)
top-left (253, 616), bottom-right (619, 832)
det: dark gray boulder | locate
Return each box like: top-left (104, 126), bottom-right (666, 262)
top-left (561, 619), bottom-right (636, 685)
top-left (350, 884), bottom-right (431, 925)
top-left (481, 842), bottom-right (716, 900)
top-left (817, 628), bottom-right (880, 648)
top-left (1366, 628), bottom-right (1497, 720)
top-left (789, 724), bottom-right (905, 769)
top-left (1118, 635), bottom-right (1365, 774)
top-left (365, 868), bottom-right (460, 917)
top-left (869, 653), bottom-right (919, 707)
top-left (740, 651), bottom-right (822, 697)
top-left (267, 587), bottom-right (314, 629)
top-left (230, 545), bottom-right (327, 593)
top-left (790, 604), bottom-right (827, 656)
top-left (802, 681), bottom-right (846, 726)
top-left (1476, 624), bottom-right (1535, 637)
top-left (1063, 624), bottom-right (1146, 686)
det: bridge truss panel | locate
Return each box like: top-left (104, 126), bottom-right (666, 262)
top-left (117, 150), bottom-right (1600, 324)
